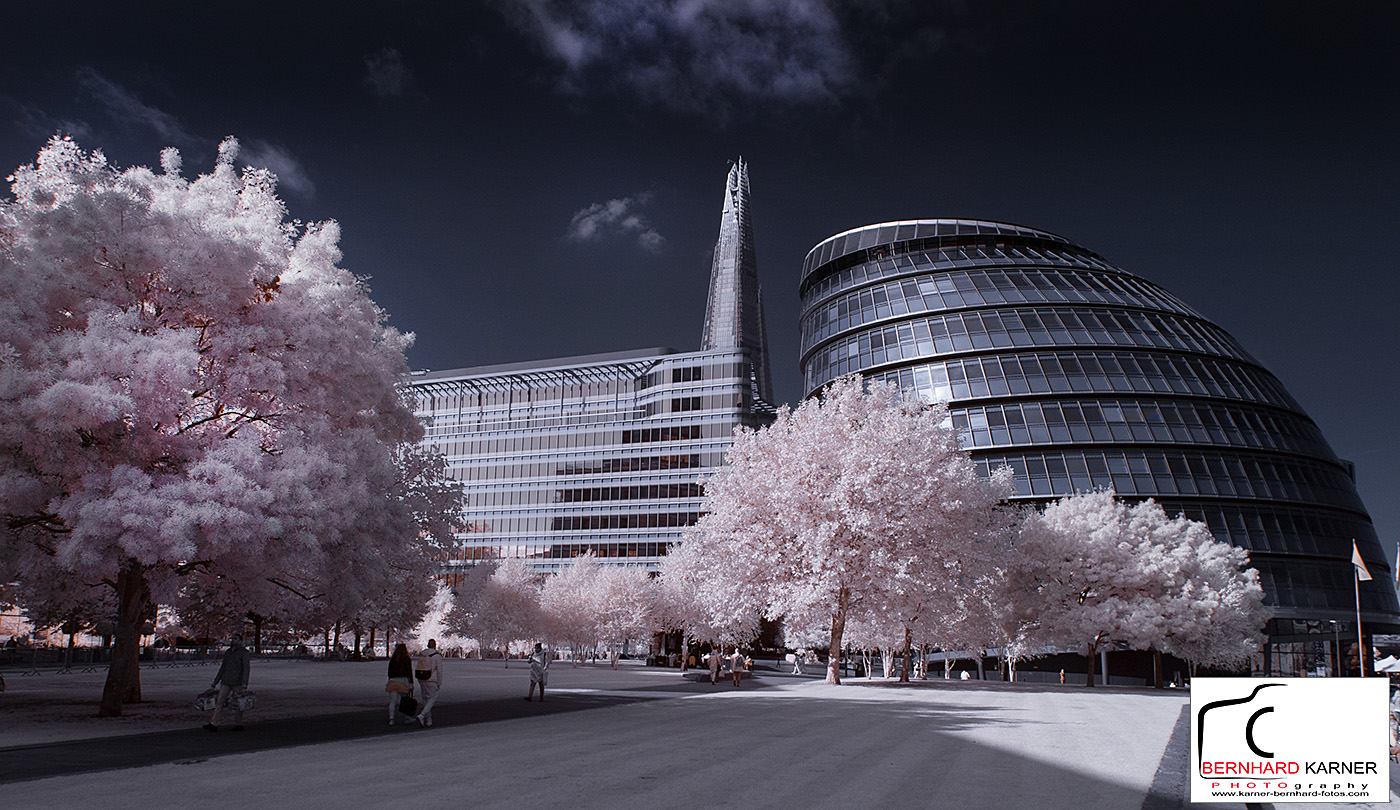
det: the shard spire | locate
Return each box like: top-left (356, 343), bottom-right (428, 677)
top-left (701, 158), bottom-right (774, 405)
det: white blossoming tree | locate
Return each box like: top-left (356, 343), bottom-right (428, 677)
top-left (668, 376), bottom-right (1013, 684)
top-left (460, 557), bottom-right (543, 662)
top-left (1008, 491), bottom-right (1267, 685)
top-left (1150, 513), bottom-right (1269, 675)
top-left (0, 137), bottom-right (455, 715)
top-left (540, 552), bottom-right (607, 664)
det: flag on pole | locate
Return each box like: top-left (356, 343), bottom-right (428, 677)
top-left (1352, 541), bottom-right (1373, 581)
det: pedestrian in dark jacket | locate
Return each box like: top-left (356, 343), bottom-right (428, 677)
top-left (387, 642), bottom-right (413, 725)
top-left (204, 634), bottom-right (251, 731)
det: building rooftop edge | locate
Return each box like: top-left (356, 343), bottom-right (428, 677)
top-left (801, 218), bottom-right (1084, 270)
top-left (412, 346), bottom-right (755, 381)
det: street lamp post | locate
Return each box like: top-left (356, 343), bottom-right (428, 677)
top-left (1329, 620), bottom-right (1341, 676)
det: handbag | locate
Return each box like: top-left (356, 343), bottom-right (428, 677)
top-left (397, 694), bottom-right (419, 717)
top-left (386, 680), bottom-right (411, 693)
top-left (194, 688), bottom-right (219, 711)
top-left (233, 691), bottom-right (256, 712)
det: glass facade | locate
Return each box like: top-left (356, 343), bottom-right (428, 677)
top-left (701, 157), bottom-right (775, 405)
top-left (799, 219), bottom-right (1399, 638)
top-left (411, 348), bottom-right (770, 577)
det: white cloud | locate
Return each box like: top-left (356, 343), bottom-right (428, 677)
top-left (566, 193), bottom-right (665, 252)
top-left (6, 97), bottom-right (96, 144)
top-left (501, 0), bottom-right (856, 118)
top-left (364, 48), bottom-right (415, 98)
top-left (240, 139), bottom-right (317, 198)
top-left (75, 67), bottom-right (196, 147)
top-left (64, 69), bottom-right (317, 198)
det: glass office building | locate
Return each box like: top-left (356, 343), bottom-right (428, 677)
top-left (411, 159), bottom-right (775, 577)
top-left (798, 219), bottom-right (1399, 667)
top-left (411, 348), bottom-right (770, 577)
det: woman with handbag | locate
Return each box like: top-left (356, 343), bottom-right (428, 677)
top-left (386, 642), bottom-right (415, 725)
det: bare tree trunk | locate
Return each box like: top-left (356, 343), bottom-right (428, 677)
top-left (1085, 641), bottom-right (1098, 687)
top-left (1151, 647), bottom-right (1163, 688)
top-left (975, 651), bottom-right (985, 680)
top-left (825, 587), bottom-right (849, 685)
top-left (899, 627), bottom-right (912, 683)
top-left (99, 558), bottom-right (147, 717)
top-left (367, 626), bottom-right (377, 657)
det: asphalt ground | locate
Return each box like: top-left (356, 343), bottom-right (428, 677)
top-left (1, 660), bottom-right (1395, 810)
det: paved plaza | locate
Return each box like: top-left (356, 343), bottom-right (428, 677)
top-left (1, 659), bottom-right (1395, 809)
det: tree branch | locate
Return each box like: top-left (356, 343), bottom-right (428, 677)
top-left (266, 577), bottom-right (323, 602)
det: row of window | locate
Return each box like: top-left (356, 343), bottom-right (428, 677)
top-left (1249, 557), bottom-right (1397, 612)
top-left (849, 352), bottom-right (1295, 412)
top-left (447, 452), bottom-right (725, 482)
top-left (802, 220), bottom-right (1047, 272)
top-left (554, 483), bottom-right (704, 503)
top-left (640, 362), bottom-right (747, 390)
top-left (430, 410), bottom-right (652, 434)
top-left (972, 449), bottom-right (1364, 512)
top-left (550, 512), bottom-right (702, 531)
top-left (800, 267), bottom-right (1197, 348)
top-left (450, 513), bottom-right (696, 535)
top-left (802, 240), bottom-right (1122, 303)
top-left (558, 454), bottom-right (705, 475)
top-left (804, 306), bottom-right (1247, 386)
top-left (416, 363), bottom-right (748, 423)
top-left (416, 377), bottom-right (636, 414)
top-left (621, 425), bottom-right (705, 444)
top-left (642, 393), bottom-right (745, 417)
top-left (1159, 500), bottom-right (1379, 560)
top-left (948, 399), bottom-right (1330, 458)
top-left (459, 482), bottom-right (705, 508)
top-left (431, 421), bottom-right (727, 458)
top-left (440, 542), bottom-right (674, 562)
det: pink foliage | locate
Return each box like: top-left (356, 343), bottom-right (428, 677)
top-left (1008, 491), bottom-right (1267, 674)
top-left (0, 137), bottom-right (458, 709)
top-left (663, 376), bottom-right (1013, 683)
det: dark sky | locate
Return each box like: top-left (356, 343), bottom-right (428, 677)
top-left (4, 1), bottom-right (1397, 563)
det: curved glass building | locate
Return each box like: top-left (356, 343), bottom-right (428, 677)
top-left (798, 219), bottom-right (1398, 671)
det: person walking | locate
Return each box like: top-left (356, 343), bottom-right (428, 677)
top-left (707, 647), bottom-right (721, 685)
top-left (386, 642), bottom-right (413, 725)
top-left (729, 647), bottom-right (745, 687)
top-left (413, 639), bottom-right (443, 727)
top-left (526, 642), bottom-right (550, 701)
top-left (204, 633), bottom-right (251, 732)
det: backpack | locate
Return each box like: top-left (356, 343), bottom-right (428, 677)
top-left (414, 655), bottom-right (433, 681)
